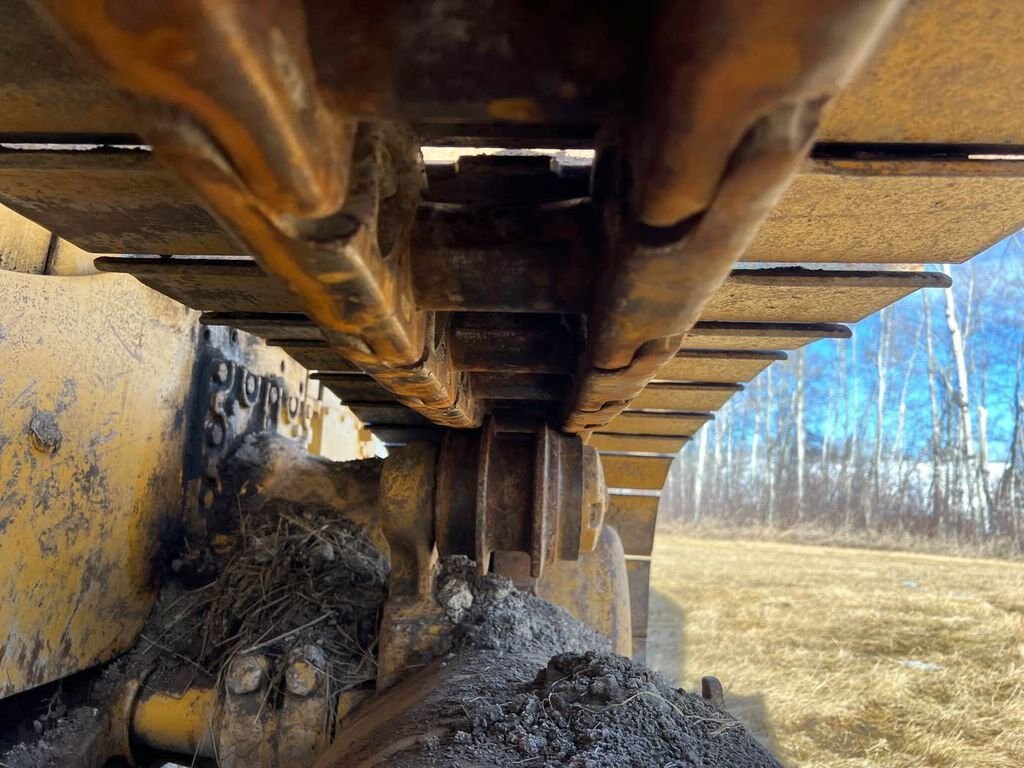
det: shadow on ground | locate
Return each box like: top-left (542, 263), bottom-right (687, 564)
top-left (646, 587), bottom-right (780, 754)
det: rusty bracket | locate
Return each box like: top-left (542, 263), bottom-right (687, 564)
top-left (376, 442), bottom-right (451, 691)
top-left (564, 0), bottom-right (904, 434)
top-left (40, 0), bottom-right (481, 431)
top-left (375, 420), bottom-right (606, 690)
top-left (435, 418), bottom-right (606, 578)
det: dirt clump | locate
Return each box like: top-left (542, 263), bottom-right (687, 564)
top-left (0, 658), bottom-right (140, 768)
top-left (454, 651), bottom-right (782, 767)
top-left (334, 646), bottom-right (780, 767)
top-left (437, 555), bottom-right (610, 656)
top-left (333, 559), bottom-right (779, 767)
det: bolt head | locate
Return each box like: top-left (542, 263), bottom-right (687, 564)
top-left (28, 412), bottom-right (62, 455)
top-left (213, 362), bottom-right (229, 384)
top-left (207, 422), bottom-right (225, 446)
top-left (285, 660), bottom-right (320, 696)
top-left (268, 386), bottom-right (280, 405)
top-left (285, 645), bottom-right (326, 696)
top-left (245, 373), bottom-right (258, 396)
top-left (227, 655), bottom-right (268, 695)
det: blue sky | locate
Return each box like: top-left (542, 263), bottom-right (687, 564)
top-left (697, 231), bottom-right (1024, 462)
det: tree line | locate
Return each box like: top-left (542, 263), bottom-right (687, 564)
top-left (660, 237), bottom-right (1024, 551)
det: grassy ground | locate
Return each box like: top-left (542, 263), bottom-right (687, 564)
top-left (646, 535), bottom-right (1024, 767)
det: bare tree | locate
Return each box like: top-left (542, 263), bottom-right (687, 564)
top-left (795, 349), bottom-right (806, 522)
top-left (940, 264), bottom-right (988, 533)
top-left (693, 424), bottom-right (709, 524)
top-left (871, 308), bottom-right (890, 529)
top-left (658, 240), bottom-right (1023, 553)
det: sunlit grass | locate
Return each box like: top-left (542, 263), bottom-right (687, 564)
top-left (647, 536), bottom-right (1024, 767)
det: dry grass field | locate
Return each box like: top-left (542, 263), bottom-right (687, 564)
top-left (646, 535), bottom-right (1024, 767)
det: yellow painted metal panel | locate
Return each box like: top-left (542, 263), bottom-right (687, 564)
top-left (656, 352), bottom-right (781, 383)
top-left (748, 159), bottom-right (1024, 264)
top-left (0, 203), bottom-right (52, 274)
top-left (607, 494), bottom-right (660, 557)
top-left (605, 412), bottom-right (710, 437)
top-left (821, 0), bottom-right (1024, 145)
top-left (632, 384), bottom-right (738, 411)
top-left (0, 271), bottom-right (198, 696)
top-left (591, 434), bottom-right (688, 454)
top-left (601, 454), bottom-right (673, 491)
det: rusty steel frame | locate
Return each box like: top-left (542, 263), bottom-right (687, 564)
top-left (4, 2), bottom-right (1009, 761)
top-left (37, 0), bottom-right (904, 439)
top-left (41, 1), bottom-right (481, 431)
top-left (564, 0), bottom-right (904, 433)
top-left (376, 419), bottom-right (605, 689)
top-left (435, 418), bottom-right (606, 578)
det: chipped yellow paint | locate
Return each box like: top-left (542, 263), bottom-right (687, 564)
top-left (821, 0), bottom-right (1024, 145)
top-left (486, 97), bottom-right (544, 121)
top-left (599, 454), bottom-right (674, 490)
top-left (606, 494), bottom-right (661, 557)
top-left (0, 270), bottom-right (198, 696)
top-left (0, 203), bottom-right (52, 274)
top-left (133, 686), bottom-right (217, 757)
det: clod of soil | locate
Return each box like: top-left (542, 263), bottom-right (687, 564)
top-left (457, 651), bottom-right (782, 767)
top-left (330, 646), bottom-right (780, 768)
top-left (0, 658), bottom-right (139, 768)
top-left (437, 555), bottom-right (611, 656)
top-left (328, 558), bottom-right (779, 768)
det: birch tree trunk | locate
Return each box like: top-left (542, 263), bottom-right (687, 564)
top-left (765, 366), bottom-right (777, 527)
top-left (978, 402), bottom-right (992, 520)
top-left (693, 425), bottom-right (709, 524)
top-left (923, 291), bottom-right (945, 533)
top-left (891, 315), bottom-right (922, 526)
top-left (725, 408), bottom-right (734, 517)
top-left (795, 349), bottom-right (806, 522)
top-left (1009, 347), bottom-right (1024, 546)
top-left (977, 341), bottom-right (994, 520)
top-left (841, 339), bottom-right (855, 530)
top-left (871, 309), bottom-right (890, 530)
top-left (940, 263), bottom-right (987, 534)
top-left (821, 363), bottom-right (832, 516)
top-left (752, 381), bottom-right (762, 522)
top-left (713, 411), bottom-right (724, 513)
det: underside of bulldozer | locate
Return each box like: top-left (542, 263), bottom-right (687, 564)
top-left (1, 0), bottom-right (1022, 764)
